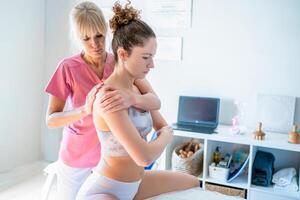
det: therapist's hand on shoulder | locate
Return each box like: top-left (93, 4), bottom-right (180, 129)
top-left (96, 84), bottom-right (132, 114)
top-left (83, 83), bottom-right (104, 115)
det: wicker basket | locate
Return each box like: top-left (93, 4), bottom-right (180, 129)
top-left (171, 141), bottom-right (204, 176)
top-left (205, 182), bottom-right (246, 198)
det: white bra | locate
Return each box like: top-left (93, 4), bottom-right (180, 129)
top-left (96, 107), bottom-right (153, 157)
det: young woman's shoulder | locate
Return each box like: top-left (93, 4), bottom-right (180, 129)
top-left (93, 86), bottom-right (128, 132)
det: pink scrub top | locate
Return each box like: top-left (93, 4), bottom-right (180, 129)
top-left (45, 53), bottom-right (114, 168)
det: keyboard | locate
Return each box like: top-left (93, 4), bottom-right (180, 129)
top-left (172, 123), bottom-right (216, 134)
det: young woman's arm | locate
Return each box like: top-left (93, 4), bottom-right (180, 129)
top-left (99, 79), bottom-right (167, 130)
top-left (99, 79), bottom-right (161, 113)
top-left (95, 110), bottom-right (172, 166)
top-left (134, 78), bottom-right (168, 131)
top-left (93, 93), bottom-right (172, 167)
top-left (133, 78), bottom-right (161, 110)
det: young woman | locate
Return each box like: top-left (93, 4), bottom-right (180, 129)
top-left (76, 2), bottom-right (199, 200)
top-left (45, 1), bottom-right (160, 199)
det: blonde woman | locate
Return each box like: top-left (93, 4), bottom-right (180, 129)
top-left (77, 2), bottom-right (199, 200)
top-left (45, 1), bottom-right (160, 199)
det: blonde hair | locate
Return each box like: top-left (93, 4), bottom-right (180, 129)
top-left (70, 1), bottom-right (107, 49)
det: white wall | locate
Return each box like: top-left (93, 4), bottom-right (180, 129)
top-left (0, 0), bottom-right (45, 172)
top-left (41, 0), bottom-right (74, 161)
top-left (41, 0), bottom-right (300, 161)
top-left (146, 0), bottom-right (300, 127)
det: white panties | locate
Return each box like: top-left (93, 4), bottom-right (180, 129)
top-left (76, 171), bottom-right (141, 200)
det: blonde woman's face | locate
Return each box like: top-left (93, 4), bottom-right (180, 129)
top-left (80, 32), bottom-right (106, 59)
top-left (124, 37), bottom-right (157, 79)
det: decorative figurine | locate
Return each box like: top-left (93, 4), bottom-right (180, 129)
top-left (253, 122), bottom-right (266, 140)
top-left (288, 125), bottom-right (299, 144)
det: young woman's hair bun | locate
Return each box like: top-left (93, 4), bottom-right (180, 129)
top-left (109, 1), bottom-right (140, 33)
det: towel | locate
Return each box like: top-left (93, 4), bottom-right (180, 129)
top-left (274, 177), bottom-right (299, 192)
top-left (272, 168), bottom-right (296, 187)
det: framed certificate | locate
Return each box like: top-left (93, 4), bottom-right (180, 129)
top-left (256, 94), bottom-right (296, 133)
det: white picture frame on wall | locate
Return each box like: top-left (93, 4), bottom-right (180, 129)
top-left (147, 0), bottom-right (192, 29)
top-left (256, 94), bottom-right (296, 133)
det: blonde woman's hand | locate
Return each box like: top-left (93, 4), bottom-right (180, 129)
top-left (97, 84), bottom-right (132, 113)
top-left (83, 83), bottom-right (104, 115)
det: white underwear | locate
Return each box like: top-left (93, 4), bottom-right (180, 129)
top-left (76, 171), bottom-right (141, 200)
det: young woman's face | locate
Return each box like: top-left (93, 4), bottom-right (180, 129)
top-left (80, 32), bottom-right (106, 59)
top-left (124, 37), bottom-right (157, 79)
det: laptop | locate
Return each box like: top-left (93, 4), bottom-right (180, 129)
top-left (172, 96), bottom-right (220, 134)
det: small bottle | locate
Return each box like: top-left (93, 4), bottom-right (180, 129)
top-left (212, 146), bottom-right (221, 164)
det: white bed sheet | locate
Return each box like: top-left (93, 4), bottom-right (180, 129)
top-left (147, 187), bottom-right (244, 200)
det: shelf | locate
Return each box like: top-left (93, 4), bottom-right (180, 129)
top-left (206, 173), bottom-right (248, 189)
top-left (250, 185), bottom-right (299, 199)
top-left (173, 125), bottom-right (300, 153)
top-left (165, 126), bottom-right (300, 199)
